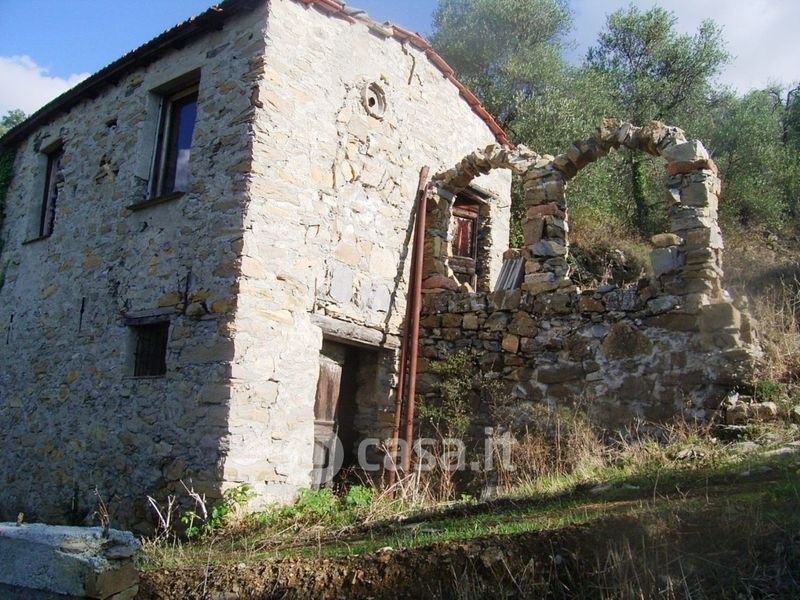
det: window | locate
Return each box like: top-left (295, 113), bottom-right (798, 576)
top-left (38, 146), bottom-right (64, 238)
top-left (452, 205), bottom-right (478, 259)
top-left (131, 321), bottom-right (169, 377)
top-left (150, 85), bottom-right (198, 198)
top-left (449, 197), bottom-right (483, 289)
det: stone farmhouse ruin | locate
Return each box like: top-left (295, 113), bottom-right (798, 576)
top-left (0, 0), bottom-right (759, 528)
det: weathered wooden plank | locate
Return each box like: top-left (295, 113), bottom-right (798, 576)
top-left (310, 313), bottom-right (398, 348)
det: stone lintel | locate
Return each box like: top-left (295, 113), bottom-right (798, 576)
top-left (310, 313), bottom-right (398, 349)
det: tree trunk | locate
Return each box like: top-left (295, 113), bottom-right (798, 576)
top-left (629, 150), bottom-right (648, 233)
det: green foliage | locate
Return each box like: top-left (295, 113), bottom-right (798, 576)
top-left (181, 483), bottom-right (255, 539)
top-left (699, 89), bottom-right (798, 226)
top-left (431, 0), bottom-right (571, 130)
top-left (587, 7), bottom-right (728, 124)
top-left (419, 350), bottom-right (477, 440)
top-left (0, 109), bottom-right (25, 137)
top-left (753, 380), bottom-right (786, 403)
top-left (433, 2), bottom-right (733, 238)
top-left (256, 486), bottom-right (376, 528)
top-left (585, 6), bottom-right (728, 233)
top-left (342, 485), bottom-right (374, 511)
top-left (294, 487), bottom-right (339, 518)
top-left (430, 0), bottom-right (613, 157)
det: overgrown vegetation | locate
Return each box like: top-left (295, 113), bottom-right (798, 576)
top-left (140, 407), bottom-right (800, 561)
top-left (432, 1), bottom-right (799, 238)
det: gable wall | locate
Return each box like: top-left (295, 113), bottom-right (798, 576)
top-left (226, 0), bottom-right (512, 499)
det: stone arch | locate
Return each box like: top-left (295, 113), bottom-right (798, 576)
top-left (428, 119), bottom-right (725, 307)
top-left (423, 145), bottom-right (539, 291)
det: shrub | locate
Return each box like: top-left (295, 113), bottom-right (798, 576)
top-left (181, 483), bottom-right (255, 539)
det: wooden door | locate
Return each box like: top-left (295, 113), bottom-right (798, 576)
top-left (312, 345), bottom-right (346, 488)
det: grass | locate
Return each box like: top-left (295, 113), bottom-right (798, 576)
top-left (138, 445), bottom-right (800, 599)
top-left (140, 419), bottom-right (800, 571)
top-left (720, 222), bottom-right (800, 388)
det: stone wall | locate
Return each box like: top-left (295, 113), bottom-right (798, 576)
top-left (420, 285), bottom-right (756, 427)
top-left (0, 4), bottom-right (268, 529)
top-left (418, 121), bottom-right (761, 428)
top-left (0, 0), bottom-right (513, 527)
top-left (228, 0), bottom-right (511, 499)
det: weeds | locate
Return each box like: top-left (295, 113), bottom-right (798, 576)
top-left (751, 277), bottom-right (800, 386)
top-left (255, 486), bottom-right (377, 529)
top-left (567, 208), bottom-right (651, 287)
top-left (415, 350), bottom-right (507, 503)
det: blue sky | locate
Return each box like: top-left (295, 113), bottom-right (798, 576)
top-left (1, 0), bottom-right (798, 115)
top-left (0, 1), bottom-right (436, 80)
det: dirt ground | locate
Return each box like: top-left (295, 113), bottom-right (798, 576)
top-left (138, 465), bottom-right (800, 600)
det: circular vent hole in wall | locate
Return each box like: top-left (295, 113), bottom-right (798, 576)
top-left (362, 83), bottom-right (387, 119)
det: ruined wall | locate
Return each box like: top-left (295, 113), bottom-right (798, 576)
top-left (229, 0), bottom-right (512, 498)
top-left (0, 5), bottom-right (268, 529)
top-left (419, 121), bottom-right (760, 428)
top-left (420, 286), bottom-right (755, 427)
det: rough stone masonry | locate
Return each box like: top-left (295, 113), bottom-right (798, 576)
top-left (418, 119), bottom-right (760, 427)
top-left (0, 0), bottom-right (759, 532)
top-left (0, 0), bottom-right (510, 529)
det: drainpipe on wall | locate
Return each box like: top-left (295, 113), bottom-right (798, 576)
top-left (387, 166), bottom-right (429, 490)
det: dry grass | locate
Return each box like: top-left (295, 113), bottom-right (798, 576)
top-left (567, 209), bottom-right (652, 287)
top-left (492, 405), bottom-right (608, 494)
top-left (750, 278), bottom-right (800, 385)
top-left (721, 222), bottom-right (800, 386)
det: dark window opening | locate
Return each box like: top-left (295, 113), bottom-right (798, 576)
top-left (132, 322), bottom-right (169, 377)
top-left (38, 146), bottom-right (64, 238)
top-left (151, 85), bottom-right (198, 198)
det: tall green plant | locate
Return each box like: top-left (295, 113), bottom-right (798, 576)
top-left (700, 90), bottom-right (795, 227)
top-left (586, 7), bottom-right (728, 234)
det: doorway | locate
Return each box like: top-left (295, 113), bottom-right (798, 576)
top-left (311, 340), bottom-right (363, 489)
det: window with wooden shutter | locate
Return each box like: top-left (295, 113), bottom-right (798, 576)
top-left (38, 146), bottom-right (64, 238)
top-left (450, 198), bottom-right (481, 288)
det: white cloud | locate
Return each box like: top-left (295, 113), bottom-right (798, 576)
top-left (0, 55), bottom-right (89, 115)
top-left (570, 0), bottom-right (800, 94)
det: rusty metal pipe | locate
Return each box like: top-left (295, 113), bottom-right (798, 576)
top-left (401, 168), bottom-right (429, 474)
top-left (387, 166), bottom-right (429, 489)
top-left (386, 231), bottom-right (416, 489)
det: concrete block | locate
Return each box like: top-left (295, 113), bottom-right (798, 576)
top-left (0, 524), bottom-right (139, 599)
